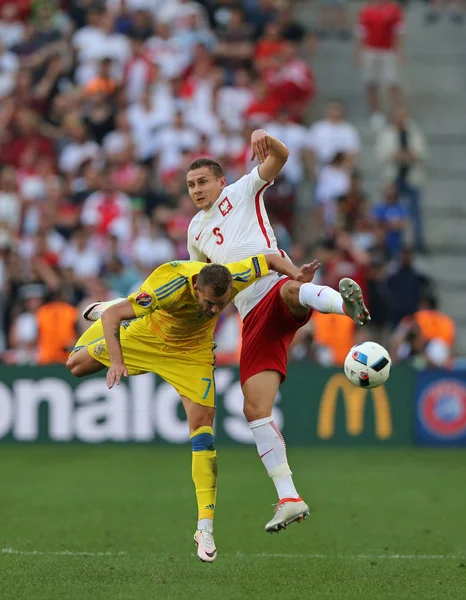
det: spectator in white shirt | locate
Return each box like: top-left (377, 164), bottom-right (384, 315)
top-left (59, 119), bottom-right (101, 175)
top-left (0, 3), bottom-right (25, 49)
top-left (265, 110), bottom-right (309, 185)
top-left (127, 86), bottom-right (171, 161)
top-left (131, 220), bottom-right (176, 272)
top-left (217, 69), bottom-right (255, 132)
top-left (153, 111), bottom-right (200, 179)
top-left (60, 225), bottom-right (103, 280)
top-left (307, 100), bottom-right (360, 174)
top-left (145, 21), bottom-right (190, 80)
top-left (73, 9), bottom-right (130, 86)
top-left (315, 151), bottom-right (351, 227)
top-left (0, 166), bottom-right (20, 234)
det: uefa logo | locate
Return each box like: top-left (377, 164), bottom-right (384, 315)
top-left (419, 379), bottom-right (466, 440)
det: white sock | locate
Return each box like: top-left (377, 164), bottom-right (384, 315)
top-left (249, 417), bottom-right (299, 500)
top-left (197, 518), bottom-right (213, 532)
top-left (299, 283), bottom-right (345, 315)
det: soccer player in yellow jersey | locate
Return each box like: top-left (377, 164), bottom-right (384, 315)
top-left (66, 252), bottom-right (315, 562)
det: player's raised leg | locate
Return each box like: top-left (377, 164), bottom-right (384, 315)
top-left (66, 322), bottom-right (108, 377)
top-left (66, 346), bottom-right (105, 377)
top-left (181, 395), bottom-right (218, 563)
top-left (281, 277), bottom-right (371, 326)
top-left (243, 372), bottom-right (310, 533)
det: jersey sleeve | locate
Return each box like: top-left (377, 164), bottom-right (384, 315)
top-left (225, 254), bottom-right (269, 296)
top-left (127, 264), bottom-right (189, 317)
top-left (230, 166), bottom-right (273, 199)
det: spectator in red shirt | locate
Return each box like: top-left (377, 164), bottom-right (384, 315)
top-left (355, 0), bottom-right (404, 130)
top-left (254, 21), bottom-right (288, 73)
top-left (5, 108), bottom-right (55, 169)
top-left (265, 42), bottom-right (315, 121)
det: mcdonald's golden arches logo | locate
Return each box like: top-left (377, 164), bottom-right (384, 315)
top-left (318, 374), bottom-right (393, 440)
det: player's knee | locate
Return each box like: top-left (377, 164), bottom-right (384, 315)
top-left (66, 352), bottom-right (87, 377)
top-left (190, 412), bottom-right (214, 431)
top-left (280, 281), bottom-right (301, 310)
top-left (243, 401), bottom-right (268, 423)
top-left (186, 403), bottom-right (215, 433)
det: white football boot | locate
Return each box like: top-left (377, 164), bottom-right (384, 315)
top-left (82, 298), bottom-right (126, 322)
top-left (265, 497), bottom-right (310, 533)
top-left (339, 278), bottom-right (371, 326)
top-left (194, 529), bottom-right (217, 563)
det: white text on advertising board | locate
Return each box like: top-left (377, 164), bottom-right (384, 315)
top-left (0, 370), bottom-right (283, 443)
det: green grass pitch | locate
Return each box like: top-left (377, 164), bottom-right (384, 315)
top-left (1, 446), bottom-right (465, 600)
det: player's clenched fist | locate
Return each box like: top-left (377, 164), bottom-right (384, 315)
top-left (106, 362), bottom-right (128, 389)
top-left (250, 129), bottom-right (270, 163)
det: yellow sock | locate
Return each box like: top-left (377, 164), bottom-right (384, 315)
top-left (190, 426), bottom-right (217, 523)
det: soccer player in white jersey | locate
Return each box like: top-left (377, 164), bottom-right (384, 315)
top-left (186, 129), bottom-right (370, 533)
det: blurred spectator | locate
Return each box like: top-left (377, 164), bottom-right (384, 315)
top-left (217, 69), bottom-right (254, 132)
top-left (255, 21), bottom-right (288, 73)
top-left (131, 219), bottom-right (176, 274)
top-left (311, 312), bottom-right (356, 366)
top-left (265, 42), bottom-right (315, 121)
top-left (0, 166), bottom-right (21, 234)
top-left (355, 0), bottom-right (404, 129)
top-left (215, 6), bottom-right (254, 77)
top-left (60, 226), bottom-right (103, 282)
top-left (336, 170), bottom-right (370, 235)
top-left (375, 106), bottom-right (428, 254)
top-left (59, 117), bottom-right (100, 175)
top-left (386, 247), bottom-right (432, 327)
top-left (264, 110), bottom-right (308, 186)
top-left (36, 290), bottom-right (78, 365)
top-left (316, 230), bottom-right (371, 302)
top-left (373, 182), bottom-right (408, 258)
top-left (365, 255), bottom-right (392, 344)
top-left (3, 282), bottom-right (44, 364)
top-left (315, 151), bottom-right (351, 228)
top-left (0, 3), bottom-right (26, 49)
top-left (80, 167), bottom-right (133, 240)
top-left (391, 296), bottom-right (456, 369)
top-left (307, 101), bottom-right (360, 175)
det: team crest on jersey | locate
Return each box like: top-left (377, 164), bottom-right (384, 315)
top-left (219, 197), bottom-right (233, 216)
top-left (93, 341), bottom-right (106, 356)
top-left (136, 292), bottom-right (153, 307)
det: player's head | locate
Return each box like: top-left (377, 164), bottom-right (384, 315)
top-left (186, 158), bottom-right (227, 211)
top-left (194, 264), bottom-right (233, 318)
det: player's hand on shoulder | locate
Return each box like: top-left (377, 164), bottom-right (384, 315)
top-left (106, 362), bottom-right (129, 389)
top-left (296, 259), bottom-right (321, 283)
top-left (250, 129), bottom-right (270, 163)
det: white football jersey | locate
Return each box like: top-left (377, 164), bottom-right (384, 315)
top-left (187, 167), bottom-right (287, 319)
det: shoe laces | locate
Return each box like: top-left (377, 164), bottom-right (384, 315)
top-left (198, 529), bottom-right (215, 551)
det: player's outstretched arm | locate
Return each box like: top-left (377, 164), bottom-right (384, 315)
top-left (101, 300), bottom-right (136, 389)
top-left (251, 129), bottom-right (289, 183)
top-left (265, 254), bottom-right (320, 282)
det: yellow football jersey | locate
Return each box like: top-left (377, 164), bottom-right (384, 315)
top-left (126, 255), bottom-right (269, 356)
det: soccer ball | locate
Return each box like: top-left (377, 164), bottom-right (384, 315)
top-left (344, 342), bottom-right (392, 389)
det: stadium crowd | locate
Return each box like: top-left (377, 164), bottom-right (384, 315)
top-left (0, 0), bottom-right (455, 369)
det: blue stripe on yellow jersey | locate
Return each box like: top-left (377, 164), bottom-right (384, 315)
top-left (154, 276), bottom-right (187, 294)
top-left (231, 268), bottom-right (251, 278)
top-left (156, 278), bottom-right (188, 300)
top-left (231, 268), bottom-right (252, 282)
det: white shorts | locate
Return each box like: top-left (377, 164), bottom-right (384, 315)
top-left (362, 49), bottom-right (400, 85)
